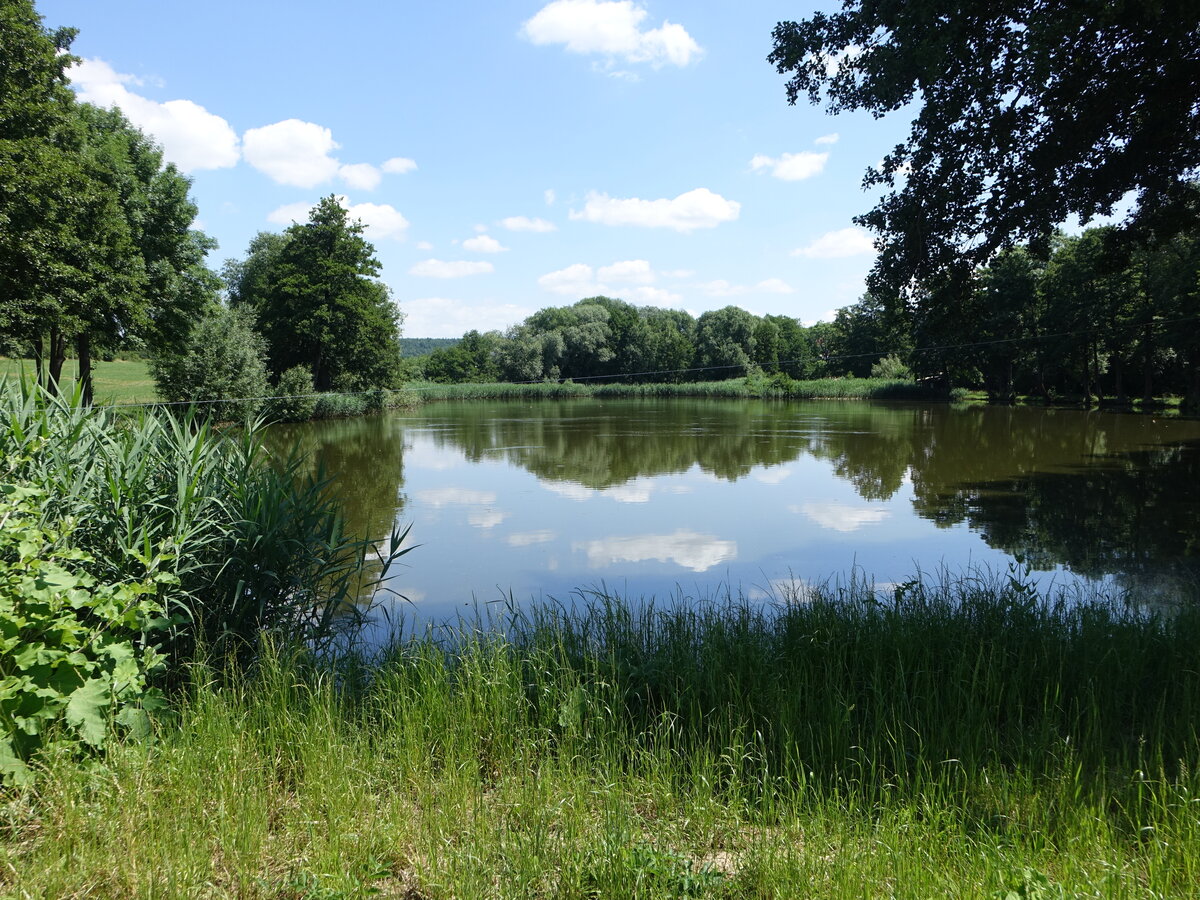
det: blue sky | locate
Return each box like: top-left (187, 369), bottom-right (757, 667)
top-left (40, 0), bottom-right (914, 338)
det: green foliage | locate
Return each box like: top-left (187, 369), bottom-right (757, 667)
top-left (870, 353), bottom-right (912, 380)
top-left (230, 197), bottom-right (403, 392)
top-left (149, 304), bottom-right (268, 419)
top-left (0, 383), bottom-right (402, 668)
top-left (769, 1), bottom-right (1200, 292)
top-left (264, 364), bottom-right (318, 422)
top-left (398, 336), bottom-right (460, 357)
top-left (0, 483), bottom-right (170, 784)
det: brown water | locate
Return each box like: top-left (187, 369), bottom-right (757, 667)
top-left (266, 399), bottom-right (1200, 623)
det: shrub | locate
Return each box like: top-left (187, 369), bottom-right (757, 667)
top-left (870, 353), bottom-right (913, 380)
top-left (264, 365), bottom-right (318, 422)
top-left (0, 384), bottom-right (409, 671)
top-left (150, 306), bottom-right (269, 420)
top-left (0, 484), bottom-right (170, 784)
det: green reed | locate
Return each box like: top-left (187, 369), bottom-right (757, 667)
top-left (407, 376), bottom-right (942, 403)
top-left (4, 572), bottom-right (1197, 898)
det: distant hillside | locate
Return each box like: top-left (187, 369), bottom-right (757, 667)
top-left (400, 338), bottom-right (460, 357)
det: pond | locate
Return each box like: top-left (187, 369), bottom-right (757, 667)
top-left (267, 399), bottom-right (1200, 625)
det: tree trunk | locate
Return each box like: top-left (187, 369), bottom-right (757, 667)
top-left (47, 326), bottom-right (66, 395)
top-left (76, 333), bottom-right (93, 406)
top-left (32, 334), bottom-right (44, 389)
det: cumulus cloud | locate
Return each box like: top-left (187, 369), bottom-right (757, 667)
top-left (794, 502), bottom-right (890, 533)
top-left (521, 0), bottom-right (702, 68)
top-left (537, 259), bottom-right (681, 304)
top-left (68, 58), bottom-right (239, 172)
top-left (338, 162), bottom-right (382, 190)
top-left (791, 227), bottom-right (877, 259)
top-left (416, 241), bottom-right (434, 251)
top-left (507, 530), bottom-right (557, 547)
top-left (243, 119), bottom-right (342, 187)
top-left (570, 188), bottom-right (739, 232)
top-left (749, 151), bottom-right (829, 181)
top-left (266, 195), bottom-right (409, 240)
top-left (401, 298), bottom-right (535, 338)
top-left (697, 278), bottom-right (795, 297)
top-left (409, 259), bottom-right (495, 278)
top-left (501, 216), bottom-right (558, 232)
top-left (573, 530), bottom-right (736, 572)
top-left (382, 156), bottom-right (418, 174)
top-left (463, 235), bottom-right (508, 253)
top-left (814, 132), bottom-right (840, 145)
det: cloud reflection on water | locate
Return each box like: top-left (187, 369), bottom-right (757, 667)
top-left (573, 530), bottom-right (737, 572)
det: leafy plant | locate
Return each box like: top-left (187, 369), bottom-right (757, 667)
top-left (264, 364), bottom-right (318, 422)
top-left (0, 484), bottom-right (171, 784)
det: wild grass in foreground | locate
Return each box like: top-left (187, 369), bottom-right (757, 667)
top-left (3, 575), bottom-right (1197, 898)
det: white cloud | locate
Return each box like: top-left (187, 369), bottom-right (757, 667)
top-left (401, 298), bottom-right (535, 337)
top-left (814, 132), bottom-right (840, 145)
top-left (573, 530), bottom-right (736, 572)
top-left (507, 530), bottom-right (557, 547)
top-left (791, 227), bottom-right (877, 259)
top-left (698, 278), bottom-right (794, 297)
top-left (382, 156), bottom-right (418, 174)
top-left (542, 481), bottom-right (595, 502)
top-left (338, 162), bottom-right (382, 191)
top-left (463, 235), bottom-right (508, 253)
top-left (570, 188), bottom-right (739, 232)
top-left (750, 151), bottom-right (829, 181)
top-left (544, 189), bottom-right (556, 206)
top-left (68, 58), bottom-right (239, 172)
top-left (597, 259), bottom-right (654, 284)
top-left (521, 0), bottom-right (702, 68)
top-left (416, 241), bottom-right (434, 251)
top-left (416, 488), bottom-right (497, 508)
top-left (409, 259), bottom-right (495, 278)
top-left (266, 202), bottom-right (314, 226)
top-left (468, 509), bottom-right (507, 529)
top-left (603, 480), bottom-right (653, 503)
top-left (661, 269), bottom-right (694, 278)
top-left (794, 502), bottom-right (890, 533)
top-left (267, 196), bottom-right (408, 240)
top-left (501, 216), bottom-right (558, 232)
top-left (243, 119), bottom-right (342, 187)
top-left (752, 466), bottom-right (793, 485)
top-left (537, 259), bottom-right (681, 304)
top-left (347, 202), bottom-right (409, 240)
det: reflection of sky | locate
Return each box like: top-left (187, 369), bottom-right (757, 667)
top-left (574, 530), bottom-right (737, 572)
top-left (795, 501), bottom-right (891, 532)
top-left (344, 408), bottom-right (1137, 625)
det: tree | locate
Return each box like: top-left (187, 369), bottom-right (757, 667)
top-left (150, 305), bottom-right (269, 420)
top-left (769, 1), bottom-right (1200, 291)
top-left (694, 306), bottom-right (758, 377)
top-left (0, 6), bottom-right (217, 403)
top-left (245, 197), bottom-right (403, 391)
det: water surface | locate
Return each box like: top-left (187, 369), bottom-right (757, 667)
top-left (268, 399), bottom-right (1200, 623)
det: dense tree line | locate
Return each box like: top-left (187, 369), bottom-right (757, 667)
top-left (412, 298), bottom-right (879, 386)
top-left (0, 1), bottom-right (403, 411)
top-left (830, 222), bottom-right (1200, 406)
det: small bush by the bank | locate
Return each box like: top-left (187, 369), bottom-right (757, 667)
top-left (263, 365), bottom-right (317, 422)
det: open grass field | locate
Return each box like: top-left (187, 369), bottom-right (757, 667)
top-left (2, 579), bottom-right (1197, 899)
top-left (0, 357), bottom-right (159, 405)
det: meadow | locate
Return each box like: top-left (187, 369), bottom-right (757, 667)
top-left (2, 576), bottom-right (1197, 898)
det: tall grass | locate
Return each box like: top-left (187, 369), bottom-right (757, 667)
top-left (5, 574), bottom-right (1197, 897)
top-left (408, 376), bottom-right (942, 403)
top-left (0, 382), bottom-right (402, 667)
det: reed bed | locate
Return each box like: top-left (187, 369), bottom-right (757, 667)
top-left (4, 575), bottom-right (1197, 898)
top-left (407, 376), bottom-right (943, 403)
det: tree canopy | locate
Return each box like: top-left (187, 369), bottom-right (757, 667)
top-left (769, 0), bottom-right (1200, 290)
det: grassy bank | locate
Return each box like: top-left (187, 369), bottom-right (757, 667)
top-left (407, 376), bottom-right (944, 403)
top-left (0, 357), bottom-right (158, 404)
top-left (3, 577), bottom-right (1198, 898)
